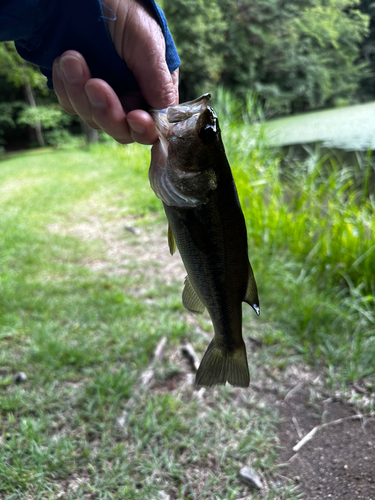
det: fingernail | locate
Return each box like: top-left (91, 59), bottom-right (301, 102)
top-left (127, 119), bottom-right (146, 135)
top-left (85, 85), bottom-right (107, 108)
top-left (60, 56), bottom-right (83, 84)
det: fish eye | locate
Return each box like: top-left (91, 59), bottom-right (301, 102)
top-left (198, 124), bottom-right (217, 145)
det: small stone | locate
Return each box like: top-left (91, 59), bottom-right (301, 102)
top-left (238, 466), bottom-right (263, 489)
top-left (124, 226), bottom-right (141, 235)
top-left (157, 492), bottom-right (170, 500)
top-left (322, 410), bottom-right (331, 423)
top-left (14, 372), bottom-right (27, 384)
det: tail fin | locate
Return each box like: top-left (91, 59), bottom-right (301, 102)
top-left (195, 339), bottom-right (250, 388)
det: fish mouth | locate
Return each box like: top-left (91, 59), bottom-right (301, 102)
top-left (151, 94), bottom-right (217, 139)
top-left (151, 93), bottom-right (211, 120)
top-left (165, 93), bottom-right (211, 123)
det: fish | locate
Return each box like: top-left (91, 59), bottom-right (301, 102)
top-left (149, 94), bottom-right (259, 388)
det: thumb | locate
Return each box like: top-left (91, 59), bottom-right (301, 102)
top-left (106, 0), bottom-right (178, 109)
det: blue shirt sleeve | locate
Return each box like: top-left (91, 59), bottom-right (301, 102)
top-left (0, 0), bottom-right (180, 96)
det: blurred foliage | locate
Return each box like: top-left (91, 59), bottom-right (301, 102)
top-left (0, 101), bottom-right (24, 150)
top-left (0, 42), bottom-right (81, 149)
top-left (166, 0), bottom-right (371, 114)
top-left (0, 41), bottom-right (46, 91)
top-left (358, 0), bottom-right (375, 99)
top-left (16, 105), bottom-right (77, 147)
top-left (163, 0), bottom-right (226, 99)
top-left (16, 106), bottom-right (70, 129)
top-left (0, 101), bottom-right (23, 130)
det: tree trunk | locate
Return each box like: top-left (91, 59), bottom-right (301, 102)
top-left (80, 118), bottom-right (99, 144)
top-left (23, 68), bottom-right (45, 147)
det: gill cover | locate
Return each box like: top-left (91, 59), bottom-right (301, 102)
top-left (149, 94), bottom-right (218, 208)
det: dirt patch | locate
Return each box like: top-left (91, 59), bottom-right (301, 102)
top-left (48, 214), bottom-right (185, 285)
top-left (277, 382), bottom-right (375, 499)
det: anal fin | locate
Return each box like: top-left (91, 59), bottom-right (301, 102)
top-left (244, 265), bottom-right (260, 316)
top-left (182, 275), bottom-right (205, 314)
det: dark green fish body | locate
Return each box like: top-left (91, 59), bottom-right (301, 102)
top-left (150, 94), bottom-right (259, 388)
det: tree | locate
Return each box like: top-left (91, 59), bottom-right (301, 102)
top-left (219, 0), bottom-right (369, 114)
top-left (164, 0), bottom-right (226, 101)
top-left (0, 42), bottom-right (48, 146)
top-left (280, 0), bottom-right (370, 110)
top-left (358, 0), bottom-right (375, 100)
top-left (166, 0), bottom-right (370, 115)
top-left (0, 42), bottom-right (88, 149)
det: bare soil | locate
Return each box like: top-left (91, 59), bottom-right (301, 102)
top-left (51, 214), bottom-right (375, 499)
top-left (276, 379), bottom-right (375, 499)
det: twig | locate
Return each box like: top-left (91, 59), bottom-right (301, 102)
top-left (139, 368), bottom-right (155, 387)
top-left (284, 382), bottom-right (305, 402)
top-left (287, 453), bottom-right (299, 463)
top-left (293, 427), bottom-right (318, 452)
top-left (139, 335), bottom-right (168, 388)
top-left (319, 414), bottom-right (363, 429)
top-left (117, 336), bottom-right (168, 426)
top-left (353, 382), bottom-right (366, 394)
top-left (153, 336), bottom-right (168, 363)
top-left (292, 414), bottom-right (364, 452)
top-left (181, 343), bottom-right (200, 372)
top-left (277, 452), bottom-right (300, 467)
top-left (274, 471), bottom-right (292, 481)
top-left (292, 415), bottom-right (303, 440)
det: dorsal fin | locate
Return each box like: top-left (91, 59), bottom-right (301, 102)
top-left (168, 223), bottom-right (177, 255)
top-left (182, 275), bottom-right (205, 314)
top-left (244, 265), bottom-right (260, 316)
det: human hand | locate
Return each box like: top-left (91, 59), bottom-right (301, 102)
top-left (52, 0), bottom-right (179, 145)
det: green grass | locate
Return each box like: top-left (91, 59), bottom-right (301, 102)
top-left (225, 120), bottom-right (375, 381)
top-left (0, 129), bottom-right (373, 498)
top-left (0, 143), bottom-right (301, 499)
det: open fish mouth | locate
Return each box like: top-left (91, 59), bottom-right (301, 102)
top-left (150, 94), bottom-right (217, 140)
top-left (165, 93), bottom-right (211, 122)
top-left (151, 93), bottom-right (211, 122)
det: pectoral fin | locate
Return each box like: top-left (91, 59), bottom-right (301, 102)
top-left (182, 276), bottom-right (205, 314)
top-left (168, 224), bottom-right (177, 255)
top-left (244, 265), bottom-right (260, 316)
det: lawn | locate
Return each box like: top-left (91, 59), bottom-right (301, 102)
top-left (0, 132), bottom-right (374, 499)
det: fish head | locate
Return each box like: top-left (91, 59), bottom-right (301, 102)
top-left (150, 94), bottom-right (222, 207)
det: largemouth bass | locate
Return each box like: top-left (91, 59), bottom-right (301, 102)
top-left (149, 94), bottom-right (259, 388)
